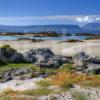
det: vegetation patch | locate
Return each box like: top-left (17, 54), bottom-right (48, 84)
top-left (50, 71), bottom-right (100, 88)
top-left (72, 92), bottom-right (88, 100)
top-left (20, 88), bottom-right (53, 96)
top-left (37, 79), bottom-right (52, 88)
top-left (0, 63), bottom-right (34, 72)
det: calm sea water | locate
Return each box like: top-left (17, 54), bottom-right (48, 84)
top-left (0, 35), bottom-right (88, 41)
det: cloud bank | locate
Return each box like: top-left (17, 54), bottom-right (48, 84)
top-left (75, 16), bottom-right (100, 23)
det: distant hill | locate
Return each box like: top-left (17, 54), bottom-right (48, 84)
top-left (0, 24), bottom-right (100, 34)
top-left (0, 25), bottom-right (81, 33)
top-left (83, 23), bottom-right (100, 30)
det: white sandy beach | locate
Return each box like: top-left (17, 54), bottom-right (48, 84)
top-left (0, 78), bottom-right (43, 92)
top-left (0, 40), bottom-right (100, 57)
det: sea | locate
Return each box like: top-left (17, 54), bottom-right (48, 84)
top-left (0, 35), bottom-right (88, 41)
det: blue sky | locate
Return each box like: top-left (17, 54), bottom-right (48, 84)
top-left (0, 0), bottom-right (100, 25)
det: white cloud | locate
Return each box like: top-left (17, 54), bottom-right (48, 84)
top-left (75, 16), bottom-right (100, 23)
top-left (75, 16), bottom-right (94, 23)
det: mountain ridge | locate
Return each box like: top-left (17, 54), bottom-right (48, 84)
top-left (0, 23), bottom-right (100, 34)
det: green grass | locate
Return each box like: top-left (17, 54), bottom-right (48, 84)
top-left (0, 95), bottom-right (11, 100)
top-left (0, 63), bottom-right (36, 72)
top-left (0, 61), bottom-right (73, 74)
top-left (59, 64), bottom-right (73, 72)
top-left (20, 88), bottom-right (53, 96)
top-left (72, 92), bottom-right (88, 100)
top-left (36, 79), bottom-right (52, 88)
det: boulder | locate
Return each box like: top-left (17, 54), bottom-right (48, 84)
top-left (36, 55), bottom-right (72, 68)
top-left (23, 48), bottom-right (54, 63)
top-left (89, 57), bottom-right (100, 64)
top-left (85, 63), bottom-right (100, 74)
top-left (73, 52), bottom-right (90, 62)
top-left (0, 45), bottom-right (23, 63)
top-left (24, 48), bottom-right (72, 68)
top-left (73, 52), bottom-right (100, 74)
top-left (73, 52), bottom-right (90, 70)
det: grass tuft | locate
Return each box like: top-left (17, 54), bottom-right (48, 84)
top-left (72, 92), bottom-right (88, 100)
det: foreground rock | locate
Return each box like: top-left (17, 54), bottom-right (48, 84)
top-left (0, 45), bottom-right (23, 63)
top-left (73, 52), bottom-right (100, 74)
top-left (0, 67), bottom-right (34, 83)
top-left (24, 48), bottom-right (72, 68)
top-left (0, 67), bottom-right (47, 83)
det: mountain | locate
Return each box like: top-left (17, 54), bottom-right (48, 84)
top-left (83, 23), bottom-right (100, 30)
top-left (0, 25), bottom-right (81, 33)
top-left (0, 24), bottom-right (100, 34)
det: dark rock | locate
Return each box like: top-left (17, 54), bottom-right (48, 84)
top-left (17, 38), bottom-right (32, 41)
top-left (17, 38), bottom-right (44, 42)
top-left (23, 49), bottom-right (36, 62)
top-left (33, 31), bottom-right (60, 37)
top-left (24, 48), bottom-right (72, 68)
top-left (24, 48), bottom-right (54, 62)
top-left (73, 52), bottom-right (100, 74)
top-left (89, 57), bottom-right (100, 64)
top-left (31, 39), bottom-right (43, 42)
top-left (59, 39), bottom-right (84, 43)
top-left (85, 63), bottom-right (100, 74)
top-left (73, 52), bottom-right (90, 69)
top-left (73, 52), bottom-right (90, 62)
top-left (74, 60), bottom-right (88, 71)
top-left (0, 67), bottom-right (33, 82)
top-left (0, 45), bottom-right (23, 63)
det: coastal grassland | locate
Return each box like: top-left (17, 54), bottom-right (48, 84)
top-left (49, 71), bottom-right (100, 88)
top-left (0, 63), bottom-right (34, 72)
top-left (0, 62), bottom-right (59, 76)
top-left (0, 63), bottom-right (100, 88)
top-left (72, 92), bottom-right (88, 100)
top-left (36, 63), bottom-right (100, 91)
top-left (0, 63), bottom-right (100, 99)
top-left (0, 88), bottom-right (61, 100)
top-left (20, 88), bottom-right (54, 96)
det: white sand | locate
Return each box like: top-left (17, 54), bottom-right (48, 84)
top-left (0, 77), bottom-right (43, 92)
top-left (0, 40), bottom-right (100, 57)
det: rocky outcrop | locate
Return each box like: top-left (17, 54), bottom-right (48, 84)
top-left (73, 52), bottom-right (100, 74)
top-left (0, 45), bottom-right (23, 63)
top-left (85, 63), bottom-right (100, 74)
top-left (0, 45), bottom-right (72, 68)
top-left (24, 48), bottom-right (72, 68)
top-left (0, 67), bottom-right (33, 82)
top-left (0, 67), bottom-right (45, 83)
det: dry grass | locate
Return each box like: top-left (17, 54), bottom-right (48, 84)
top-left (50, 71), bottom-right (100, 88)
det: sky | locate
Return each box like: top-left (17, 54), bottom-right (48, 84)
top-left (0, 0), bottom-right (100, 26)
